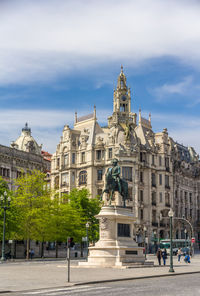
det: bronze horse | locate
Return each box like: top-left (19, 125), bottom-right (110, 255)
top-left (101, 168), bottom-right (128, 207)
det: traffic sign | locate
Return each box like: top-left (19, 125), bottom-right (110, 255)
top-left (191, 237), bottom-right (195, 243)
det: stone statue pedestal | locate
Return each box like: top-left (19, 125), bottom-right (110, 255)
top-left (79, 206), bottom-right (145, 267)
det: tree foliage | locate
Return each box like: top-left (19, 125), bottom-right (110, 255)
top-left (0, 172), bottom-right (102, 248)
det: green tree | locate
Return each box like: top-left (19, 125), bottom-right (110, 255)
top-left (66, 189), bottom-right (102, 244)
top-left (13, 170), bottom-right (52, 258)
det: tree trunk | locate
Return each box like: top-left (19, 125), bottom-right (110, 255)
top-left (55, 241), bottom-right (58, 258)
top-left (26, 238), bottom-right (30, 260)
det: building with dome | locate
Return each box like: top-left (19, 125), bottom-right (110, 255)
top-left (0, 123), bottom-right (51, 190)
top-left (51, 67), bottom-right (200, 249)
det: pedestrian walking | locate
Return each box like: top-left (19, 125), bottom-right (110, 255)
top-left (156, 248), bottom-right (162, 265)
top-left (177, 248), bottom-right (182, 262)
top-left (162, 248), bottom-right (167, 266)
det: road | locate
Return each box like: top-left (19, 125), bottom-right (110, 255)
top-left (8, 274), bottom-right (200, 296)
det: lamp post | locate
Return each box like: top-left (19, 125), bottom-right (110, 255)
top-left (168, 208), bottom-right (174, 273)
top-left (0, 191), bottom-right (11, 261)
top-left (144, 226), bottom-right (147, 260)
top-left (86, 222), bottom-right (89, 259)
top-left (184, 229), bottom-right (187, 248)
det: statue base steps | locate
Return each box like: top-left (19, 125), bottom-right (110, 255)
top-left (79, 206), bottom-right (146, 268)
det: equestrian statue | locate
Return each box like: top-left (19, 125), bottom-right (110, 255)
top-left (101, 158), bottom-right (128, 208)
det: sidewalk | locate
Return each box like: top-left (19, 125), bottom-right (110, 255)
top-left (0, 255), bottom-right (200, 293)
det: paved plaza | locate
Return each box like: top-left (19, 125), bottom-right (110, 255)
top-left (1, 255), bottom-right (200, 294)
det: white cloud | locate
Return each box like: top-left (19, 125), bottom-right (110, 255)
top-left (1, 0), bottom-right (200, 85)
top-left (152, 76), bottom-right (193, 100)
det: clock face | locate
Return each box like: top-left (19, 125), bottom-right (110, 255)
top-left (121, 95), bottom-right (127, 101)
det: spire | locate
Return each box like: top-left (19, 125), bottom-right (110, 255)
top-left (93, 105), bottom-right (96, 120)
top-left (22, 122), bottom-right (31, 134)
top-left (149, 112), bottom-right (151, 124)
top-left (117, 65), bottom-right (127, 90)
top-left (75, 111), bottom-right (77, 123)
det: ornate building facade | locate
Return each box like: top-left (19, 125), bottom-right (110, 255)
top-left (51, 67), bottom-right (200, 248)
top-left (0, 123), bottom-right (51, 190)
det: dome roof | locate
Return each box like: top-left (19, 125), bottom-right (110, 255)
top-left (11, 123), bottom-right (42, 155)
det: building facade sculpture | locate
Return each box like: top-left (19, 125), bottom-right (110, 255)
top-left (51, 67), bottom-right (200, 249)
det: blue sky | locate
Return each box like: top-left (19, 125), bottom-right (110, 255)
top-left (1, 0), bottom-right (200, 153)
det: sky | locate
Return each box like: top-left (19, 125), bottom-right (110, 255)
top-left (1, 0), bottom-right (200, 154)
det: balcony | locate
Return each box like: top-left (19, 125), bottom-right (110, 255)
top-left (165, 185), bottom-right (170, 190)
top-left (61, 182), bottom-right (69, 188)
top-left (160, 222), bottom-right (166, 227)
top-left (61, 165), bottom-right (68, 170)
top-left (152, 222), bottom-right (158, 227)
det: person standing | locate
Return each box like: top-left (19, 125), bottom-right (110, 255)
top-left (162, 248), bottom-right (167, 266)
top-left (177, 248), bottom-right (182, 262)
top-left (156, 248), bottom-right (162, 265)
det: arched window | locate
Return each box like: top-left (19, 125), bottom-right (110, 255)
top-left (79, 170), bottom-right (87, 185)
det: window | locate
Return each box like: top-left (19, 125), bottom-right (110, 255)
top-left (72, 153), bottom-right (76, 164)
top-left (159, 156), bottom-right (162, 166)
top-left (108, 148), bottom-right (112, 159)
top-left (96, 150), bottom-right (102, 160)
top-left (71, 171), bottom-right (75, 184)
top-left (152, 209), bottom-right (157, 222)
top-left (189, 193), bottom-right (192, 204)
top-left (122, 167), bottom-right (132, 181)
top-left (81, 152), bottom-right (85, 163)
top-left (165, 157), bottom-right (170, 171)
top-left (159, 174), bottom-right (162, 185)
top-left (152, 155), bottom-right (155, 165)
top-left (97, 169), bottom-right (103, 181)
top-left (56, 158), bottom-right (60, 168)
top-left (159, 192), bottom-right (162, 203)
top-left (79, 170), bottom-right (87, 185)
top-left (152, 192), bottom-right (156, 205)
top-left (128, 187), bottom-right (133, 200)
top-left (139, 190), bottom-right (143, 202)
top-left (185, 191), bottom-right (187, 203)
top-left (62, 173), bottom-right (69, 186)
top-left (151, 173), bottom-right (156, 187)
top-left (165, 175), bottom-right (169, 188)
top-left (165, 192), bottom-right (170, 206)
top-left (64, 154), bottom-right (68, 166)
top-left (190, 209), bottom-right (193, 217)
top-left (140, 171), bottom-right (143, 183)
top-left (140, 209), bottom-right (144, 220)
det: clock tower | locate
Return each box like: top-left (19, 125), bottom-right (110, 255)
top-left (108, 66), bottom-right (136, 127)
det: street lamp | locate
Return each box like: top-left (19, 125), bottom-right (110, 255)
top-left (0, 191), bottom-right (11, 261)
top-left (184, 229), bottom-right (187, 248)
top-left (168, 208), bottom-right (174, 273)
top-left (144, 226), bottom-right (147, 260)
top-left (86, 222), bottom-right (89, 259)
